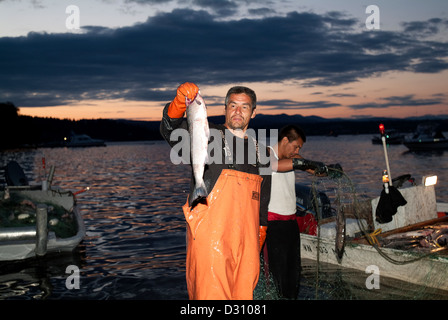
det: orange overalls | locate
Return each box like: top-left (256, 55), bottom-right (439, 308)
top-left (183, 169), bottom-right (263, 300)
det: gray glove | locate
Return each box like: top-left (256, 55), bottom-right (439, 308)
top-left (292, 158), bottom-right (327, 175)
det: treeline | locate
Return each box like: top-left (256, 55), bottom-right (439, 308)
top-left (2, 102), bottom-right (447, 150)
top-left (0, 102), bottom-right (162, 150)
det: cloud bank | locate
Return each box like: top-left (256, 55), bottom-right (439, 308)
top-left (1, 8), bottom-right (447, 109)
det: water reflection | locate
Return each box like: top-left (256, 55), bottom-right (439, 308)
top-left (0, 249), bottom-right (85, 299)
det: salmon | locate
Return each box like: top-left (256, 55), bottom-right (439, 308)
top-left (186, 93), bottom-right (210, 207)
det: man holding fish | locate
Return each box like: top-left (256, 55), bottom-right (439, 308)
top-left (160, 82), bottom-right (336, 300)
top-left (161, 82), bottom-right (271, 300)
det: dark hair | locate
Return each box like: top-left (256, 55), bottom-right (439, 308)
top-left (278, 125), bottom-right (306, 143)
top-left (225, 86), bottom-right (256, 110)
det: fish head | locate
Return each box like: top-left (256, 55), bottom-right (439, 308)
top-left (186, 91), bottom-right (202, 107)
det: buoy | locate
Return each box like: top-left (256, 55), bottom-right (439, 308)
top-left (49, 218), bottom-right (59, 226)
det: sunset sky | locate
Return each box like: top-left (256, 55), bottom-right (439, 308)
top-left (1, 0), bottom-right (447, 121)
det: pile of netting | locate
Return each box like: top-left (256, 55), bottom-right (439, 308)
top-left (255, 168), bottom-right (448, 300)
top-left (0, 193), bottom-right (78, 239)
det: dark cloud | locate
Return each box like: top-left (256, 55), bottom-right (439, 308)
top-left (349, 94), bottom-right (444, 110)
top-left (192, 0), bottom-right (237, 17)
top-left (247, 7), bottom-right (276, 16)
top-left (327, 93), bottom-right (357, 98)
top-left (401, 18), bottom-right (448, 37)
top-left (1, 9), bottom-right (448, 108)
top-left (123, 0), bottom-right (174, 4)
top-left (258, 99), bottom-right (341, 110)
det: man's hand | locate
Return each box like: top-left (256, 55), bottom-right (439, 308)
top-left (167, 82), bottom-right (199, 118)
top-left (292, 158), bottom-right (327, 175)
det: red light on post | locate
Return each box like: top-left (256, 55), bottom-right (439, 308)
top-left (379, 123), bottom-right (385, 135)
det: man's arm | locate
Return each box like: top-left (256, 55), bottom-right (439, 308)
top-left (159, 82), bottom-right (199, 147)
top-left (160, 102), bottom-right (188, 147)
top-left (271, 154), bottom-right (328, 176)
top-left (272, 156), bottom-right (343, 178)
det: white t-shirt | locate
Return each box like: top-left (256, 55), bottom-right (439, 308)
top-left (267, 146), bottom-right (296, 215)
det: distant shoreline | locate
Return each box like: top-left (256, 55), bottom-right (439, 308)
top-left (1, 113), bottom-right (447, 151)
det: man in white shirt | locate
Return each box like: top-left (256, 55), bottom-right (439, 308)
top-left (265, 125), bottom-right (337, 299)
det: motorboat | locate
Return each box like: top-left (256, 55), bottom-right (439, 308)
top-left (403, 123), bottom-right (448, 151)
top-left (64, 132), bottom-right (105, 147)
top-left (0, 161), bottom-right (86, 261)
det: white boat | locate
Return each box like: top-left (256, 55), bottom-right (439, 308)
top-left (0, 162), bottom-right (85, 261)
top-left (64, 132), bottom-right (105, 147)
top-left (297, 179), bottom-right (448, 291)
top-left (403, 123), bottom-right (448, 151)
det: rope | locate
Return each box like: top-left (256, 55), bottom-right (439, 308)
top-left (312, 167), bottom-right (447, 267)
top-left (366, 228), bottom-right (382, 246)
top-left (310, 181), bottom-right (321, 300)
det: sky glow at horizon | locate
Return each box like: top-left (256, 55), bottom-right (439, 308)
top-left (1, 0), bottom-right (447, 121)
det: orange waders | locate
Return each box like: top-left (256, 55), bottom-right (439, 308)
top-left (183, 169), bottom-right (263, 300)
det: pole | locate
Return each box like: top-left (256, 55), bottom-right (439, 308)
top-left (35, 204), bottom-right (48, 257)
top-left (381, 136), bottom-right (392, 182)
top-left (379, 124), bottom-right (392, 181)
top-left (379, 124), bottom-right (392, 194)
top-left (47, 165), bottom-right (55, 187)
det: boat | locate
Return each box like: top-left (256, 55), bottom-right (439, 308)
top-left (403, 123), bottom-right (448, 151)
top-left (0, 161), bottom-right (86, 261)
top-left (64, 132), bottom-right (106, 147)
top-left (296, 175), bottom-right (448, 292)
top-left (371, 129), bottom-right (404, 145)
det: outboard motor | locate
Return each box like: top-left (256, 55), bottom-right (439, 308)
top-left (5, 161), bottom-right (29, 186)
top-left (295, 183), bottom-right (333, 219)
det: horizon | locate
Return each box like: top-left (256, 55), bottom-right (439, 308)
top-left (16, 107), bottom-right (448, 123)
top-left (1, 0), bottom-right (448, 121)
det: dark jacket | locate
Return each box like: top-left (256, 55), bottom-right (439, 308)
top-left (160, 103), bottom-right (271, 226)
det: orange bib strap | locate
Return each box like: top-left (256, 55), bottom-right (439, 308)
top-left (183, 169), bottom-right (263, 300)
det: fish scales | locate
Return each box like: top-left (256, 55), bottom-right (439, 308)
top-left (186, 93), bottom-right (210, 207)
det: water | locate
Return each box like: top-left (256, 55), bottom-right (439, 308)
top-left (0, 135), bottom-right (447, 300)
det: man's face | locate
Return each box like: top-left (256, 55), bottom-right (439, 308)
top-left (224, 93), bottom-right (256, 132)
top-left (281, 137), bottom-right (304, 158)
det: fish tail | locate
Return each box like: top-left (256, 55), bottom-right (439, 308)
top-left (189, 182), bottom-right (208, 207)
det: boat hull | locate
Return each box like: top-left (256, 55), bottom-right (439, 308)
top-left (404, 139), bottom-right (448, 151)
top-left (300, 233), bottom-right (448, 291)
top-left (0, 189), bottom-right (86, 261)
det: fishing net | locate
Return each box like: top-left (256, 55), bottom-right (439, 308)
top-left (256, 167), bottom-right (448, 300)
top-left (0, 192), bottom-right (78, 239)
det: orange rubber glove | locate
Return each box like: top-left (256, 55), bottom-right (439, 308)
top-left (167, 82), bottom-right (199, 118)
top-left (259, 225), bottom-right (267, 252)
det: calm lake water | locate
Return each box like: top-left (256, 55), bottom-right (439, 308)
top-left (0, 134), bottom-right (447, 301)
